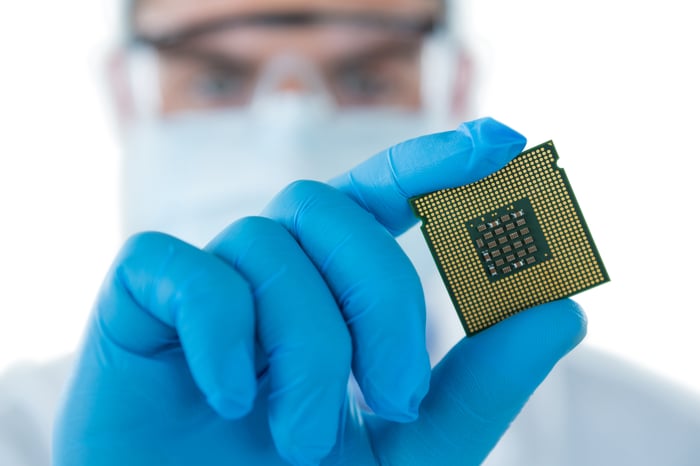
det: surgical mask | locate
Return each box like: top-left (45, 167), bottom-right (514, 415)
top-left (121, 99), bottom-right (450, 247)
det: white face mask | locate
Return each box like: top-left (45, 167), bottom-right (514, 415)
top-left (120, 94), bottom-right (451, 247)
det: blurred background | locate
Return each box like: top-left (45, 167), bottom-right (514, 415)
top-left (1, 0), bottom-right (698, 394)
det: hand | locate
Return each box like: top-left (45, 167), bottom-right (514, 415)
top-left (54, 118), bottom-right (586, 466)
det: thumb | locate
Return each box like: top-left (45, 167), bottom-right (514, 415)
top-left (367, 299), bottom-right (587, 465)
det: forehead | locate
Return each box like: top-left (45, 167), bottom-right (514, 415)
top-left (135, 0), bottom-right (442, 35)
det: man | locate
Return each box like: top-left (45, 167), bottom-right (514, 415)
top-left (2, 1), bottom-right (700, 465)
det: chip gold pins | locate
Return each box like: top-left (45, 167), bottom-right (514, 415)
top-left (410, 141), bottom-right (609, 336)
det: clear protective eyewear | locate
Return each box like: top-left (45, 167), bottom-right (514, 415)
top-left (125, 11), bottom-right (460, 118)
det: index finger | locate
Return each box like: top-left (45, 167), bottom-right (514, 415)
top-left (329, 117), bottom-right (526, 236)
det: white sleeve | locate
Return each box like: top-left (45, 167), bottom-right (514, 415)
top-left (485, 345), bottom-right (700, 466)
top-left (0, 357), bottom-right (73, 466)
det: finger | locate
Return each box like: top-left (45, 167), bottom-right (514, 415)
top-left (263, 181), bottom-right (430, 422)
top-left (207, 217), bottom-right (352, 466)
top-left (329, 117), bottom-right (526, 235)
top-left (367, 299), bottom-right (587, 465)
top-left (97, 232), bottom-right (257, 418)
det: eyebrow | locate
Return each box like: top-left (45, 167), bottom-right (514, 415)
top-left (161, 47), bottom-right (256, 73)
top-left (133, 11), bottom-right (439, 49)
top-left (329, 40), bottom-right (423, 72)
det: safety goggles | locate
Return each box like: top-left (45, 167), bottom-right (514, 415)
top-left (124, 11), bottom-right (458, 118)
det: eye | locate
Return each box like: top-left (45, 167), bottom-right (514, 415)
top-left (190, 66), bottom-right (252, 103)
top-left (333, 65), bottom-right (395, 104)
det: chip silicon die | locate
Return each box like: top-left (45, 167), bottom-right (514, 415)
top-left (410, 141), bottom-right (609, 336)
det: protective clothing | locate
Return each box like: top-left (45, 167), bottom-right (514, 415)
top-left (2, 6), bottom-right (698, 466)
top-left (53, 118), bottom-right (590, 465)
top-left (5, 1), bottom-right (700, 462)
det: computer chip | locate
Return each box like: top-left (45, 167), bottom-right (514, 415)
top-left (409, 141), bottom-right (609, 336)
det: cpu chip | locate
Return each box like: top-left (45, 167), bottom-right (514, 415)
top-left (410, 141), bottom-right (609, 336)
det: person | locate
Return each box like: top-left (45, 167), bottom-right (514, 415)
top-left (1, 0), bottom-right (699, 465)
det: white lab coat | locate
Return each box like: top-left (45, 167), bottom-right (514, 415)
top-left (2, 345), bottom-right (700, 465)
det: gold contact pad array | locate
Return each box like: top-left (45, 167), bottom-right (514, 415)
top-left (410, 141), bottom-right (609, 336)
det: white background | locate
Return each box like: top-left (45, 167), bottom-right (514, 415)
top-left (1, 0), bottom-right (699, 395)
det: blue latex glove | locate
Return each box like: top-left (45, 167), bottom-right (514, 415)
top-left (54, 118), bottom-right (587, 466)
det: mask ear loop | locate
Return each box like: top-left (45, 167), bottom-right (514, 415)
top-left (125, 45), bottom-right (163, 122)
top-left (420, 32), bottom-right (461, 129)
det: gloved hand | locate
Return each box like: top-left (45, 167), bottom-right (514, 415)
top-left (54, 118), bottom-right (586, 466)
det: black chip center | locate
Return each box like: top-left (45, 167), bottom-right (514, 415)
top-left (467, 198), bottom-right (551, 282)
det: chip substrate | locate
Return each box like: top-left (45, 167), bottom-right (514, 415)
top-left (410, 141), bottom-right (609, 336)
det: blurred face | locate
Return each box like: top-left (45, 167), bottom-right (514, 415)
top-left (119, 0), bottom-right (460, 248)
top-left (130, 0), bottom-right (443, 115)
